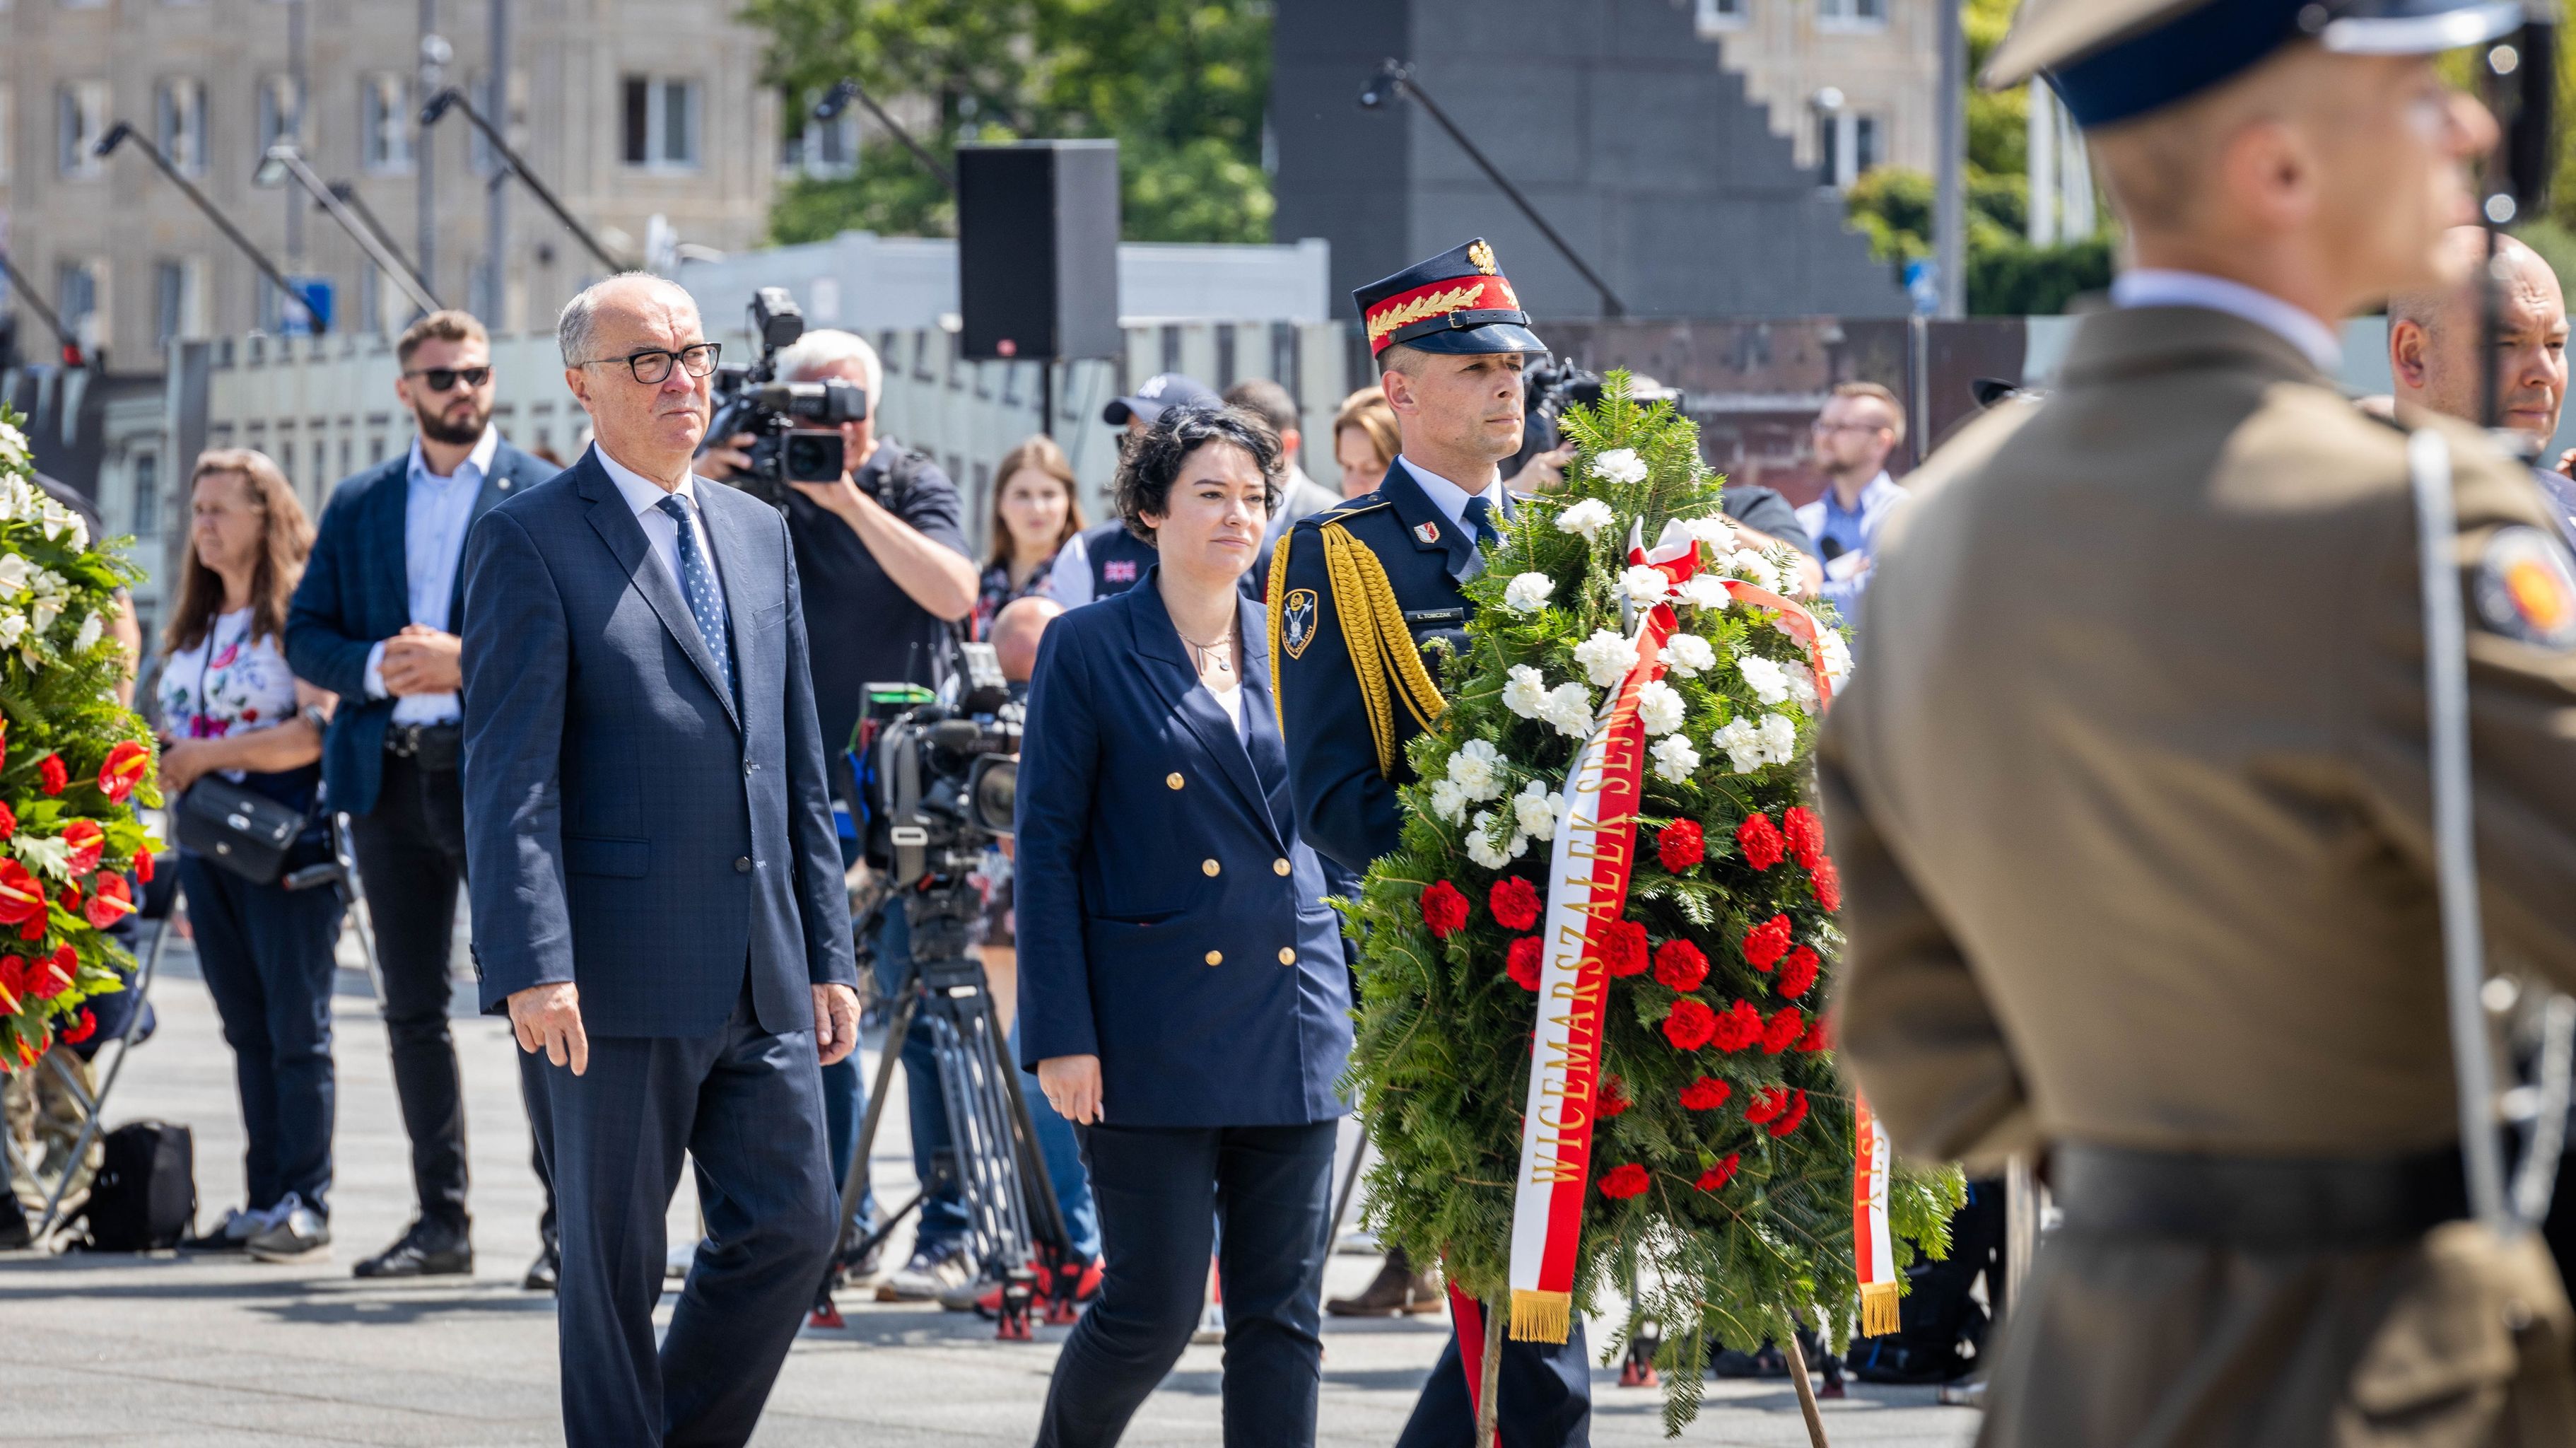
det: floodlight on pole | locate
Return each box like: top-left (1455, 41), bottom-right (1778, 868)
top-left (1357, 59), bottom-right (1626, 319)
top-left (326, 180), bottom-right (436, 306)
top-left (418, 86), bottom-right (629, 272)
top-left (0, 246), bottom-right (85, 368)
top-left (95, 122), bottom-right (322, 334)
top-left (258, 144), bottom-right (444, 313)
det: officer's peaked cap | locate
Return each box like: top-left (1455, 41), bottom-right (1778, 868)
top-left (1353, 238), bottom-right (1548, 361)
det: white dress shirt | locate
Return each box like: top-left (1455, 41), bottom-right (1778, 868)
top-left (1394, 454), bottom-right (1506, 547)
top-left (364, 426), bottom-right (498, 725)
top-left (2109, 269), bottom-right (2345, 374)
top-left (594, 444), bottom-right (727, 603)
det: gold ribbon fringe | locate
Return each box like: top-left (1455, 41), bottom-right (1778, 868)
top-left (1858, 1280), bottom-right (1902, 1339)
top-left (1509, 1288), bottom-right (1573, 1344)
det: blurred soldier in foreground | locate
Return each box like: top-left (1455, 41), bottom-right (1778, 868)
top-left (1821, 2), bottom-right (2576, 1442)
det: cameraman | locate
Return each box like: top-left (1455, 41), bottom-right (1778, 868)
top-left (702, 327), bottom-right (982, 1300)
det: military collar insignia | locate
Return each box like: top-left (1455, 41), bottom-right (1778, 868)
top-left (1414, 520), bottom-right (1442, 545)
top-left (2474, 525), bottom-right (2576, 650)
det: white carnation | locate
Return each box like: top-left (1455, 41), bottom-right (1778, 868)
top-left (1784, 661), bottom-right (1819, 713)
top-left (1819, 629), bottom-right (1853, 684)
top-left (1427, 778), bottom-right (1470, 824)
top-left (1446, 737), bottom-right (1504, 802)
top-left (1591, 448), bottom-right (1648, 485)
top-left (1680, 514), bottom-right (1736, 550)
top-left (1714, 717), bottom-right (1764, 774)
top-left (1677, 575), bottom-right (1732, 612)
top-left (1725, 549), bottom-right (1781, 595)
top-left (1663, 632), bottom-right (1716, 678)
top-left (1555, 498), bottom-right (1615, 542)
top-left (72, 612), bottom-right (101, 653)
top-left (1574, 629), bottom-right (1637, 687)
top-left (1538, 682), bottom-right (1598, 738)
top-left (1758, 712), bottom-right (1800, 764)
top-left (1513, 780), bottom-right (1564, 842)
top-left (1736, 654), bottom-right (1791, 706)
top-left (1617, 564), bottom-right (1671, 607)
top-left (1503, 664), bottom-right (1550, 719)
top-left (1502, 571), bottom-right (1556, 613)
top-left (1465, 810), bottom-right (1528, 870)
top-left (1649, 733), bottom-right (1702, 783)
top-left (1635, 678), bottom-right (1685, 736)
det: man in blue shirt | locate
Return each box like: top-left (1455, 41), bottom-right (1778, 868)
top-left (1796, 380), bottom-right (1911, 633)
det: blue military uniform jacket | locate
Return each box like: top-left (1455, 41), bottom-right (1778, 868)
top-left (1270, 459), bottom-right (1514, 874)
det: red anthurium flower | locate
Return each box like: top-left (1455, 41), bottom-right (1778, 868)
top-left (0, 954), bottom-right (27, 1009)
top-left (1596, 1074), bottom-right (1631, 1118)
top-left (1694, 1154), bottom-right (1740, 1192)
top-left (1661, 997), bottom-right (1718, 1051)
top-left (1810, 856), bottom-right (1842, 913)
top-left (1762, 1007), bottom-right (1805, 1055)
top-left (1597, 1163), bottom-right (1650, 1199)
top-left (1657, 819), bottom-right (1705, 872)
top-left (1678, 1076), bottom-right (1731, 1111)
top-left (1489, 876), bottom-right (1541, 933)
top-left (61, 1008), bottom-right (97, 1046)
top-left (1506, 936), bottom-right (1544, 991)
top-left (1741, 913), bottom-right (1793, 971)
top-left (133, 847), bottom-right (154, 884)
top-left (57, 884), bottom-right (80, 916)
top-left (1736, 812), bottom-right (1786, 871)
top-left (1420, 880), bottom-right (1470, 938)
top-left (84, 873), bottom-right (132, 930)
top-left (59, 819), bottom-right (103, 875)
top-left (1781, 806), bottom-right (1826, 871)
top-left (1776, 946), bottom-right (1820, 999)
top-left (1711, 999), bottom-right (1765, 1053)
top-left (12, 1029), bottom-right (42, 1068)
top-left (37, 754), bottom-right (66, 796)
top-left (1653, 938), bottom-right (1709, 993)
top-left (1602, 918), bottom-right (1650, 977)
top-left (29, 947), bottom-right (73, 999)
top-left (1768, 1089), bottom-right (1810, 1138)
top-left (0, 860), bottom-right (48, 935)
top-left (98, 740), bottom-right (150, 802)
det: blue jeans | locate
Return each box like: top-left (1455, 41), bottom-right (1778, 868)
top-left (1013, 1017), bottom-right (1101, 1259)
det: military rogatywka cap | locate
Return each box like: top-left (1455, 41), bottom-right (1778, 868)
top-left (1990, 0), bottom-right (2529, 127)
top-left (1353, 238), bottom-right (1550, 360)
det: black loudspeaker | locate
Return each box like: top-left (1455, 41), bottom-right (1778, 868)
top-left (957, 141), bottom-right (1122, 362)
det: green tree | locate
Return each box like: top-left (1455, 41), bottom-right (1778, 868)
top-left (744, 0), bottom-right (1275, 245)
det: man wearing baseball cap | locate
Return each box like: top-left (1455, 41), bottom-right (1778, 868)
top-left (1046, 373), bottom-right (1226, 607)
top-left (1824, 2), bottom-right (2576, 1442)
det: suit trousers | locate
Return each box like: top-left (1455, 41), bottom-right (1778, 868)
top-left (348, 751), bottom-right (555, 1239)
top-left (541, 979), bottom-right (838, 1448)
top-left (179, 852), bottom-right (346, 1214)
top-left (1395, 1323), bottom-right (1593, 1448)
top-left (1036, 1120), bottom-right (1336, 1448)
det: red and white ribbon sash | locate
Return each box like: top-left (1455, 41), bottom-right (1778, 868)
top-left (1853, 1095), bottom-right (1899, 1336)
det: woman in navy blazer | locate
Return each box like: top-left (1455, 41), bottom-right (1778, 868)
top-left (1017, 408), bottom-right (1352, 1447)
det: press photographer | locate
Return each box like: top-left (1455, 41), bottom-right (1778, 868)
top-left (701, 312), bottom-right (980, 1301)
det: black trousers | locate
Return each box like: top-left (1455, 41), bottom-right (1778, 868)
top-left (179, 852), bottom-right (345, 1214)
top-left (349, 750), bottom-right (554, 1238)
top-left (1036, 1120), bottom-right (1337, 1448)
top-left (1395, 1322), bottom-right (1593, 1448)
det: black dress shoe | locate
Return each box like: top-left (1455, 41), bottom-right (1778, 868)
top-left (522, 1240), bottom-right (559, 1292)
top-left (353, 1219), bottom-right (472, 1279)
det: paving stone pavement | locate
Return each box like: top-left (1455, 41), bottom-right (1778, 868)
top-left (1, 925), bottom-right (1980, 1447)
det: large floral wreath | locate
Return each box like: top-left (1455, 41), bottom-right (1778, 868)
top-left (1340, 376), bottom-right (1962, 1429)
top-left (0, 409), bottom-right (160, 1071)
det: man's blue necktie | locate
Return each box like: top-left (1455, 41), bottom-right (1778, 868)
top-left (1462, 494), bottom-right (1501, 552)
top-left (655, 494), bottom-right (733, 699)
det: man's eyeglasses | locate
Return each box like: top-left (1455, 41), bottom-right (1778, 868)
top-left (578, 343), bottom-right (722, 385)
top-left (403, 366), bottom-right (491, 393)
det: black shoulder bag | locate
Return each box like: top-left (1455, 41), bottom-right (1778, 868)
top-left (170, 624), bottom-right (313, 885)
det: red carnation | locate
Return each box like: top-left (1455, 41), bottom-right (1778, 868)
top-left (60, 1007), bottom-right (96, 1046)
top-left (1798, 1015), bottom-right (1832, 1053)
top-left (1762, 1006), bottom-right (1805, 1055)
top-left (1657, 819), bottom-right (1705, 872)
top-left (1810, 856), bottom-right (1842, 913)
top-left (1420, 880), bottom-right (1470, 938)
top-left (1596, 1074), bottom-right (1631, 1118)
top-left (1711, 999), bottom-right (1765, 1053)
top-left (98, 740), bottom-right (150, 803)
top-left (1601, 918), bottom-right (1650, 978)
top-left (1768, 1089), bottom-right (1810, 1138)
top-left (1694, 1153), bottom-right (1740, 1193)
top-left (1597, 1163), bottom-right (1651, 1199)
top-left (1678, 1076), bottom-right (1731, 1111)
top-left (132, 847), bottom-right (153, 884)
top-left (1741, 913), bottom-right (1793, 971)
top-left (1776, 946), bottom-right (1820, 1000)
top-left (1661, 997), bottom-right (1719, 1051)
top-left (37, 754), bottom-right (66, 797)
top-left (85, 873), bottom-right (131, 930)
top-left (1781, 806), bottom-right (1826, 871)
top-left (1744, 1085), bottom-right (1791, 1124)
top-left (1489, 876), bottom-right (1541, 933)
top-left (59, 819), bottom-right (103, 876)
top-left (1653, 938), bottom-right (1709, 993)
top-left (1506, 935), bottom-right (1544, 991)
top-left (1736, 812), bottom-right (1786, 871)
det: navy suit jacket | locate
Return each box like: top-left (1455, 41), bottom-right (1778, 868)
top-left (457, 448), bottom-right (857, 1039)
top-left (286, 440), bottom-right (556, 816)
top-left (1013, 569), bottom-right (1352, 1127)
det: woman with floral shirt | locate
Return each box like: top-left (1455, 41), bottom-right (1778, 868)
top-left (973, 435), bottom-right (1087, 640)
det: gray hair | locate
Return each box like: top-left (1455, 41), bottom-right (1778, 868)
top-left (775, 327), bottom-right (883, 397)
top-left (556, 272), bottom-right (698, 366)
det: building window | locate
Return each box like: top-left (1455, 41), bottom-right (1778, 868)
top-left (154, 258), bottom-right (205, 346)
top-left (156, 77), bottom-right (206, 175)
top-left (622, 76), bottom-right (700, 170)
top-left (1694, 0), bottom-right (1747, 30)
top-left (131, 451), bottom-right (159, 539)
top-left (0, 84), bottom-right (13, 186)
top-left (360, 73), bottom-right (411, 174)
top-left (780, 91), bottom-right (858, 178)
top-left (57, 81), bottom-right (110, 177)
top-left (257, 74), bottom-right (300, 153)
top-left (1817, 0), bottom-right (1885, 28)
top-left (1817, 111), bottom-right (1880, 189)
top-left (57, 260), bottom-right (103, 352)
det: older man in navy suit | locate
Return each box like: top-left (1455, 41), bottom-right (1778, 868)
top-left (287, 308), bottom-right (561, 1286)
top-left (459, 273), bottom-right (858, 1447)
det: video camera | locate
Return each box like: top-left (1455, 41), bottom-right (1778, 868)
top-left (855, 642), bottom-right (1021, 888)
top-left (706, 287), bottom-right (869, 508)
top-left (1509, 356), bottom-right (1605, 477)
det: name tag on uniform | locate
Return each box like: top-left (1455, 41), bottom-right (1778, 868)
top-left (1403, 608), bottom-right (1465, 629)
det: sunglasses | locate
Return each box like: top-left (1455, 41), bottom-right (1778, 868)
top-left (404, 366), bottom-right (492, 393)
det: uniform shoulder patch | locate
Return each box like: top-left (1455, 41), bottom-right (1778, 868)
top-left (1281, 588), bottom-right (1320, 659)
top-left (2473, 525), bottom-right (2576, 648)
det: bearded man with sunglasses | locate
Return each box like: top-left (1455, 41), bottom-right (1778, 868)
top-left (286, 308), bottom-right (562, 1285)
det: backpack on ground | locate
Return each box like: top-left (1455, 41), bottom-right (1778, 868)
top-left (80, 1120), bottom-right (195, 1251)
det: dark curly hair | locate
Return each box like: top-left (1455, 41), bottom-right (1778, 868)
top-left (1111, 405), bottom-right (1284, 545)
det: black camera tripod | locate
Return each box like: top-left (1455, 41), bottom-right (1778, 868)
top-left (816, 877), bottom-right (1082, 1338)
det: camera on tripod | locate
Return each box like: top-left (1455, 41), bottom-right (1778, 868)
top-left (1509, 356), bottom-right (1606, 477)
top-left (856, 642), bottom-right (1021, 888)
top-left (706, 287), bottom-right (869, 508)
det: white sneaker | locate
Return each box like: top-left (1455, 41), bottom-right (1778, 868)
top-left (246, 1193), bottom-right (332, 1263)
top-left (1193, 1297), bottom-right (1225, 1345)
top-left (183, 1202), bottom-right (279, 1252)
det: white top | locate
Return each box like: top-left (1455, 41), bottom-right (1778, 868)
top-left (1396, 454), bottom-right (1506, 541)
top-left (158, 607), bottom-right (301, 779)
top-left (363, 426), bottom-right (499, 725)
top-left (1208, 677), bottom-right (1246, 734)
top-left (594, 443), bottom-right (726, 599)
top-left (2109, 269), bottom-right (2344, 374)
